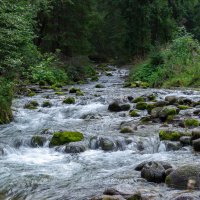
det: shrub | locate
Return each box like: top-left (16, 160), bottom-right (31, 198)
top-left (130, 30), bottom-right (200, 88)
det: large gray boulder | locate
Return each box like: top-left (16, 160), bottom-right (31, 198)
top-left (141, 161), bottom-right (166, 183)
top-left (166, 165), bottom-right (200, 189)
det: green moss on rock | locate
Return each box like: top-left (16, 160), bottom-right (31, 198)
top-left (24, 101), bottom-right (39, 110)
top-left (50, 131), bottom-right (84, 146)
top-left (120, 127), bottom-right (133, 133)
top-left (136, 102), bottom-right (147, 110)
top-left (63, 97), bottom-right (75, 104)
top-left (55, 92), bottom-right (65, 95)
top-left (129, 110), bottom-right (139, 117)
top-left (132, 97), bottom-right (145, 103)
top-left (184, 118), bottom-right (199, 128)
top-left (42, 101), bottom-right (52, 108)
top-left (178, 105), bottom-right (190, 110)
top-left (159, 130), bottom-right (190, 141)
top-left (95, 84), bottom-right (104, 88)
top-left (69, 87), bottom-right (81, 93)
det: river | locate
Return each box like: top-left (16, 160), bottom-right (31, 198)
top-left (0, 66), bottom-right (200, 200)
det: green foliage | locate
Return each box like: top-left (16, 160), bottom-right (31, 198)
top-left (0, 78), bottom-right (13, 124)
top-left (130, 30), bottom-right (200, 87)
top-left (30, 54), bottom-right (69, 85)
top-left (0, 0), bottom-right (40, 77)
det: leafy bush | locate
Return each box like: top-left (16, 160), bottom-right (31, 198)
top-left (30, 54), bottom-right (69, 85)
top-left (130, 30), bottom-right (200, 88)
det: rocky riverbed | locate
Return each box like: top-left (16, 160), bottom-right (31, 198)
top-left (0, 66), bottom-right (200, 200)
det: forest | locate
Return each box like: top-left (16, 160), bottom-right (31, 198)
top-left (1, 0), bottom-right (200, 123)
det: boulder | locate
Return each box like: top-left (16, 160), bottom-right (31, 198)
top-left (136, 102), bottom-right (147, 110)
top-left (42, 101), bottom-right (52, 108)
top-left (180, 136), bottom-right (191, 146)
top-left (31, 135), bottom-right (47, 147)
top-left (193, 109), bottom-right (200, 115)
top-left (165, 165), bottom-right (200, 189)
top-left (65, 143), bottom-right (86, 153)
top-left (141, 161), bottom-right (166, 183)
top-left (132, 97), bottom-right (145, 103)
top-left (63, 97), bottom-right (75, 104)
top-left (49, 131), bottom-right (84, 146)
top-left (191, 128), bottom-right (200, 141)
top-left (100, 138), bottom-right (115, 151)
top-left (135, 161), bottom-right (172, 171)
top-left (120, 104), bottom-right (131, 111)
top-left (154, 101), bottom-right (168, 107)
top-left (129, 110), bottom-right (139, 117)
top-left (192, 138), bottom-right (200, 152)
top-left (108, 102), bottom-right (130, 112)
top-left (24, 101), bottom-right (39, 109)
top-left (120, 127), bottom-right (134, 133)
top-left (164, 141), bottom-right (182, 151)
top-left (151, 107), bottom-right (163, 118)
top-left (159, 130), bottom-right (189, 141)
top-left (108, 102), bottom-right (121, 112)
top-left (159, 106), bottom-right (179, 122)
top-left (178, 97), bottom-right (193, 105)
top-left (165, 95), bottom-right (178, 104)
top-left (173, 194), bottom-right (199, 200)
top-left (184, 118), bottom-right (199, 128)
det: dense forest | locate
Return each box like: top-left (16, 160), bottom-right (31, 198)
top-left (1, 0), bottom-right (200, 123)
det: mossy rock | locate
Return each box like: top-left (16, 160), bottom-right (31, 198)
top-left (24, 101), bottom-right (39, 110)
top-left (95, 84), bottom-right (105, 88)
top-left (69, 87), bottom-right (81, 93)
top-left (159, 130), bottom-right (190, 141)
top-left (166, 115), bottom-right (175, 123)
top-left (55, 92), bottom-right (65, 95)
top-left (50, 131), bottom-right (84, 146)
top-left (165, 165), bottom-right (200, 189)
top-left (124, 82), bottom-right (137, 88)
top-left (132, 97), bottom-right (145, 103)
top-left (129, 110), bottom-right (139, 117)
top-left (147, 94), bottom-right (157, 101)
top-left (91, 76), bottom-right (99, 82)
top-left (105, 72), bottom-right (113, 76)
top-left (184, 118), bottom-right (199, 128)
top-left (120, 127), bottom-right (133, 133)
top-left (140, 116), bottom-right (152, 123)
top-left (178, 105), bottom-right (190, 110)
top-left (146, 103), bottom-right (156, 114)
top-left (27, 91), bottom-right (36, 97)
top-left (76, 91), bottom-right (84, 96)
top-left (42, 101), bottom-right (52, 108)
top-left (31, 135), bottom-right (46, 147)
top-left (52, 83), bottom-right (63, 88)
top-left (63, 97), bottom-right (75, 104)
top-left (136, 102), bottom-right (147, 110)
top-left (140, 82), bottom-right (149, 88)
top-left (159, 106), bottom-right (179, 122)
